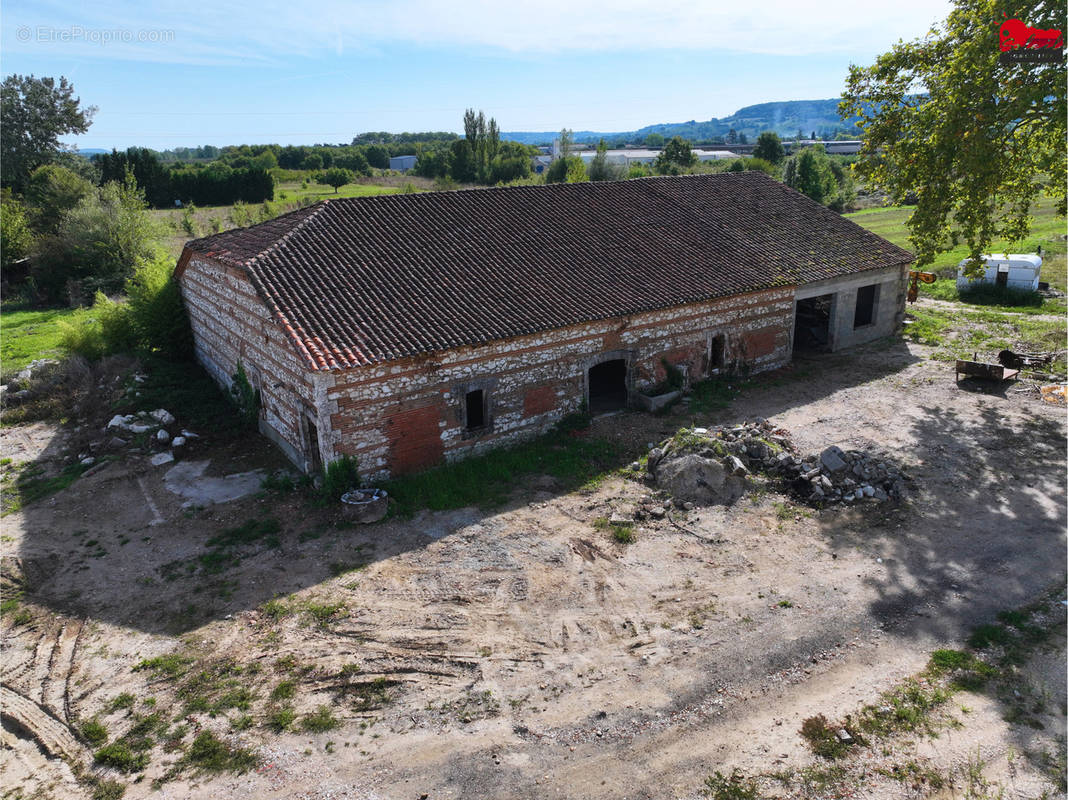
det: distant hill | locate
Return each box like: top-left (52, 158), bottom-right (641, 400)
top-left (502, 98), bottom-right (859, 146)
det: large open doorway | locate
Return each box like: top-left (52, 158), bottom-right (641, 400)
top-left (793, 294), bottom-right (834, 353)
top-left (588, 359), bottom-right (628, 415)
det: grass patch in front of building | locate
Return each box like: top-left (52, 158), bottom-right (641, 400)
top-left (382, 419), bottom-right (625, 517)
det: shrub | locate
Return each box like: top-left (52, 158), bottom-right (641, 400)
top-left (300, 705), bottom-right (339, 732)
top-left (184, 730), bottom-right (258, 773)
top-left (229, 362), bottom-right (259, 427)
top-left (79, 717), bottom-right (109, 746)
top-left (57, 255), bottom-right (192, 361)
top-left (30, 173), bottom-right (163, 302)
top-left (321, 455), bottom-right (360, 500)
top-left (94, 742), bottom-right (149, 773)
top-left (268, 706), bottom-right (296, 732)
top-left (799, 714), bottom-right (854, 759)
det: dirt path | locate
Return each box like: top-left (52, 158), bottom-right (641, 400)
top-left (2, 338), bottom-right (1065, 799)
top-left (913, 295), bottom-right (1067, 324)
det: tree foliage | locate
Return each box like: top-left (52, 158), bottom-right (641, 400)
top-left (32, 172), bottom-right (163, 301)
top-left (0, 74), bottom-right (96, 191)
top-left (752, 131), bottom-right (786, 164)
top-left (655, 136), bottom-right (697, 174)
top-left (841, 0), bottom-right (1066, 268)
top-left (25, 164), bottom-right (94, 234)
top-left (1, 193), bottom-right (32, 270)
top-left (316, 167), bottom-right (355, 193)
top-left (588, 139), bottom-right (625, 182)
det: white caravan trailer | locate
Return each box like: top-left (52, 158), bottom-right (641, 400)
top-left (956, 254), bottom-right (1042, 292)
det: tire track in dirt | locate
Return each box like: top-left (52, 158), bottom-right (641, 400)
top-left (0, 684), bottom-right (88, 763)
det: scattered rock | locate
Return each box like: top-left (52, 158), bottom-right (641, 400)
top-left (79, 456), bottom-right (95, 466)
top-left (181, 430), bottom-right (199, 439)
top-left (835, 728), bottom-right (853, 743)
top-left (819, 446), bottom-right (848, 475)
top-left (150, 452), bottom-right (175, 467)
top-left (156, 429), bottom-right (171, 443)
top-left (171, 436), bottom-right (187, 447)
top-left (649, 506), bottom-right (666, 519)
top-left (150, 409), bottom-right (176, 425)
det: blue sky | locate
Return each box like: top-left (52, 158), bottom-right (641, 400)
top-left (2, 0), bottom-right (952, 149)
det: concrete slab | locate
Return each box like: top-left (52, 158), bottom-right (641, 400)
top-left (162, 459), bottom-right (265, 508)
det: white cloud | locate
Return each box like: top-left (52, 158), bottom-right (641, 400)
top-left (5, 0), bottom-right (954, 64)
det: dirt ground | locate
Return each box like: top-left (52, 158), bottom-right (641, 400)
top-left (2, 337), bottom-right (1065, 799)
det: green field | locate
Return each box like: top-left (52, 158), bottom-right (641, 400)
top-left (0, 304), bottom-right (90, 374)
top-left (845, 196), bottom-right (1067, 291)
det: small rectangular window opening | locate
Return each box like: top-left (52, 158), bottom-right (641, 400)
top-left (853, 284), bottom-right (877, 328)
top-left (465, 389), bottom-right (485, 429)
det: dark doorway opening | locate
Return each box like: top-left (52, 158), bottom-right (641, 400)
top-left (794, 294), bottom-right (833, 352)
top-left (853, 284), bottom-right (877, 328)
top-left (709, 334), bottom-right (725, 371)
top-left (995, 269), bottom-right (1008, 288)
top-left (465, 389), bottom-right (486, 429)
top-left (588, 359), bottom-right (628, 415)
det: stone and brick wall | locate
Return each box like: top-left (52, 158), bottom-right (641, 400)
top-left (319, 286), bottom-right (795, 479)
top-left (179, 255), bottom-right (317, 469)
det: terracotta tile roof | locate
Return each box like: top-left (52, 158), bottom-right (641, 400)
top-left (183, 172), bottom-right (913, 370)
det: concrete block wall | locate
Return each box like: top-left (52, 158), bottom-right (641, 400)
top-left (794, 266), bottom-right (908, 351)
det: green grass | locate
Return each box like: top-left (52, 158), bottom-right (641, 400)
top-left (1, 460), bottom-right (90, 516)
top-left (381, 421), bottom-right (624, 517)
top-left (846, 195), bottom-right (1067, 285)
top-left (0, 303), bottom-right (92, 372)
top-left (300, 705), bottom-right (340, 732)
top-left (903, 305), bottom-right (1066, 372)
top-left (277, 180), bottom-right (407, 203)
top-left (94, 742), bottom-right (149, 773)
top-left (182, 731), bottom-right (258, 773)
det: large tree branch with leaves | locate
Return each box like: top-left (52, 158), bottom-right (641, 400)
top-left (841, 0), bottom-right (1065, 270)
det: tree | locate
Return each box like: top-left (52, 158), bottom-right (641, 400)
top-left (655, 136), bottom-right (697, 174)
top-left (588, 139), bottom-right (624, 182)
top-left (841, 0), bottom-right (1066, 269)
top-left (364, 145), bottom-right (389, 169)
top-left (556, 128), bottom-right (574, 159)
top-left (643, 132), bottom-right (665, 147)
top-left (0, 193), bottom-right (32, 271)
top-left (783, 145), bottom-right (837, 204)
top-left (1, 75), bottom-right (96, 191)
top-left (33, 171), bottom-right (163, 301)
top-left (316, 167), bottom-right (355, 193)
top-left (726, 128), bottom-right (738, 144)
top-left (25, 164), bottom-right (94, 233)
top-left (301, 153), bottom-right (323, 171)
top-left (752, 131), bottom-right (785, 164)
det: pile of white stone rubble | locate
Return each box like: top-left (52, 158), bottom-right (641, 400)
top-left (644, 419), bottom-right (912, 507)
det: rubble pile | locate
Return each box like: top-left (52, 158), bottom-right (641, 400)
top-left (645, 419), bottom-right (911, 507)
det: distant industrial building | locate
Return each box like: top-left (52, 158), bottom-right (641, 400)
top-left (389, 155), bottom-right (417, 172)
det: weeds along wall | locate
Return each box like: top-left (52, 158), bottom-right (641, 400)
top-left (180, 251), bottom-right (794, 479)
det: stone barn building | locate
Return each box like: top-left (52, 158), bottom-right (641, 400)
top-left (177, 172), bottom-right (912, 478)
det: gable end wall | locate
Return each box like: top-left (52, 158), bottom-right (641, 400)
top-left (179, 255), bottom-right (315, 467)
